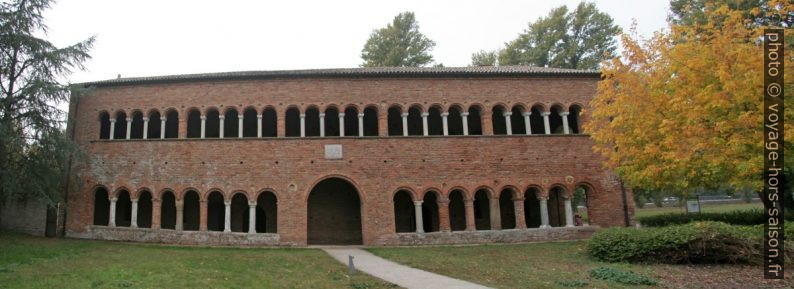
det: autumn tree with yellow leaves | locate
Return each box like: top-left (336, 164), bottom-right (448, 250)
top-left (586, 1), bottom-right (793, 201)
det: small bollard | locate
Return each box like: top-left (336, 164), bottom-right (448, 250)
top-left (348, 255), bottom-right (356, 275)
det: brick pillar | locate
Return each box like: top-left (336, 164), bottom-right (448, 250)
top-left (482, 112), bottom-right (493, 135)
top-left (464, 199), bottom-right (475, 231)
top-left (513, 197), bottom-right (526, 229)
top-left (151, 198), bottom-right (161, 229)
top-left (277, 108), bottom-right (285, 137)
top-left (489, 196), bottom-right (501, 230)
top-left (178, 111), bottom-right (187, 138)
top-left (199, 200), bottom-right (208, 231)
top-left (438, 198), bottom-right (451, 232)
top-left (378, 107), bottom-right (388, 136)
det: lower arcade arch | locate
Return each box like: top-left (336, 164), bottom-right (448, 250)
top-left (307, 178), bottom-right (362, 245)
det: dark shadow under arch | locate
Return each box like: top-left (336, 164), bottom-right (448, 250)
top-left (307, 178), bottom-right (362, 245)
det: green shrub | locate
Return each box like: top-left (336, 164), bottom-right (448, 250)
top-left (588, 267), bottom-right (657, 286)
top-left (637, 208), bottom-right (794, 227)
top-left (588, 221), bottom-right (793, 264)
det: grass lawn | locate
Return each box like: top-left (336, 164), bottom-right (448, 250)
top-left (634, 201), bottom-right (763, 219)
top-left (367, 240), bottom-right (792, 289)
top-left (0, 232), bottom-right (396, 289)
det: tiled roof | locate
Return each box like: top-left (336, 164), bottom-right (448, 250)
top-left (77, 66), bottom-right (601, 87)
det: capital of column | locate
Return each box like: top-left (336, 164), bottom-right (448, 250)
top-left (401, 112), bottom-right (409, 117)
top-left (421, 112), bottom-right (429, 117)
top-left (248, 201), bottom-right (257, 207)
top-left (413, 200), bottom-right (424, 206)
top-left (200, 115), bottom-right (206, 120)
top-left (538, 196), bottom-right (549, 201)
top-left (110, 197), bottom-right (118, 202)
top-left (131, 198), bottom-right (139, 203)
top-left (109, 118), bottom-right (117, 123)
top-left (257, 114), bottom-right (263, 119)
top-left (441, 112), bottom-right (449, 117)
top-left (126, 118), bottom-right (132, 123)
top-left (461, 112), bottom-right (469, 117)
top-left (299, 113), bottom-right (306, 118)
top-left (319, 113), bottom-right (325, 117)
top-left (512, 197), bottom-right (525, 202)
top-left (175, 200), bottom-right (184, 209)
top-left (522, 112), bottom-right (531, 117)
top-left (541, 112), bottom-right (551, 117)
top-left (560, 111), bottom-right (570, 116)
top-left (142, 117), bottom-right (149, 121)
top-left (358, 113), bottom-right (364, 117)
top-left (339, 112), bottom-right (345, 117)
top-left (224, 200), bottom-right (232, 206)
top-left (464, 200), bottom-right (474, 207)
top-left (238, 114), bottom-right (243, 118)
top-left (503, 112), bottom-right (513, 117)
top-left (219, 115), bottom-right (225, 120)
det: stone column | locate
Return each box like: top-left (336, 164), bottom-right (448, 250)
top-left (339, 112), bottom-right (345, 137)
top-left (441, 112), bottom-right (449, 136)
top-left (109, 118), bottom-right (116, 140)
top-left (421, 112), bottom-right (429, 136)
top-left (257, 114), bottom-right (263, 138)
top-left (319, 113), bottom-right (325, 137)
top-left (413, 201), bottom-right (424, 233)
top-left (142, 117), bottom-right (149, 139)
top-left (564, 197), bottom-right (574, 227)
top-left (152, 198), bottom-right (161, 229)
top-left (160, 118), bottom-right (166, 139)
top-left (219, 115), bottom-right (225, 138)
top-left (504, 111), bottom-right (513, 135)
top-left (523, 112), bottom-right (532, 135)
top-left (199, 200), bottom-right (207, 231)
top-left (489, 197), bottom-right (501, 230)
top-left (125, 118), bottom-right (132, 139)
top-left (109, 197), bottom-right (117, 227)
top-left (175, 200), bottom-right (184, 231)
top-left (461, 112), bottom-right (469, 136)
top-left (401, 112), bottom-right (409, 136)
top-left (561, 111), bottom-right (571, 134)
top-left (539, 197), bottom-right (550, 228)
top-left (224, 200), bottom-right (231, 233)
top-left (438, 199), bottom-right (451, 232)
top-left (542, 112), bottom-right (551, 135)
top-left (248, 201), bottom-right (257, 234)
top-left (513, 197), bottom-right (527, 229)
top-left (130, 198), bottom-right (139, 228)
top-left (200, 115), bottom-right (206, 139)
top-left (238, 114), bottom-right (243, 138)
top-left (358, 113), bottom-right (364, 137)
top-left (464, 199), bottom-right (475, 231)
top-left (299, 113), bottom-right (306, 137)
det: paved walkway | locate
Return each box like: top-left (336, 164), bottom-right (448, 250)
top-left (322, 247), bottom-right (492, 289)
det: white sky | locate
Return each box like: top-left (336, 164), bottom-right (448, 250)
top-left (44, 0), bottom-right (671, 83)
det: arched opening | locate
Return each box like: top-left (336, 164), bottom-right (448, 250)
top-left (93, 188), bottom-right (109, 225)
top-left (230, 193), bottom-right (248, 232)
top-left (307, 178), bottom-right (362, 245)
top-left (130, 111), bottom-right (144, 139)
top-left (363, 106), bottom-right (378, 136)
top-left (242, 107), bottom-right (258, 137)
top-left (422, 192), bottom-right (440, 232)
top-left (224, 108), bottom-right (239, 138)
top-left (524, 187), bottom-right (542, 228)
top-left (393, 190), bottom-right (415, 233)
top-left (548, 186), bottom-right (566, 227)
top-left (323, 106), bottom-right (339, 137)
top-left (113, 111), bottom-right (127, 139)
top-left (182, 190), bottom-right (200, 231)
top-left (305, 106), bottom-right (321, 137)
top-left (574, 184), bottom-right (592, 225)
top-left (262, 107), bottom-right (277, 137)
top-left (285, 107), bottom-right (300, 137)
top-left (499, 189), bottom-right (516, 229)
top-left (387, 106), bottom-right (403, 136)
top-left (99, 112), bottom-right (111, 139)
top-left (160, 191), bottom-right (176, 230)
top-left (203, 109), bottom-right (218, 138)
top-left (511, 106), bottom-right (526, 135)
top-left (467, 105), bottom-right (483, 135)
top-left (491, 105), bottom-right (507, 135)
top-left (115, 190), bottom-right (132, 227)
top-left (344, 106), bottom-right (358, 136)
top-left (448, 190), bottom-right (466, 231)
top-left (165, 109), bottom-right (179, 138)
top-left (407, 105), bottom-right (423, 136)
top-left (569, 105), bottom-right (582, 134)
top-left (137, 190), bottom-right (152, 228)
top-left (256, 191), bottom-right (278, 233)
top-left (474, 189), bottom-right (491, 230)
top-left (147, 111), bottom-right (161, 139)
top-left (448, 106), bottom-right (463, 135)
top-left (207, 191), bottom-right (225, 231)
top-left (530, 105), bottom-right (545, 134)
top-left (187, 109), bottom-right (202, 138)
top-left (427, 106), bottom-right (443, 136)
top-left (549, 105), bottom-right (564, 134)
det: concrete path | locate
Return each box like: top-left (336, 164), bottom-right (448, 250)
top-left (322, 247), bottom-right (492, 289)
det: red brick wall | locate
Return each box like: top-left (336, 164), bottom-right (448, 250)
top-left (66, 76), bottom-right (635, 246)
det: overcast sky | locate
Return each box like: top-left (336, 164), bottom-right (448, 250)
top-left (44, 0), bottom-right (671, 83)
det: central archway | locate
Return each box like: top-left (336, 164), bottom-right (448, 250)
top-left (307, 177), bottom-right (363, 245)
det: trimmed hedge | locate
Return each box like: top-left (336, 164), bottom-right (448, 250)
top-left (588, 221), bottom-right (793, 265)
top-left (637, 208), bottom-right (771, 227)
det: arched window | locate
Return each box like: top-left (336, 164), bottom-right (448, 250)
top-left (130, 111), bottom-right (144, 139)
top-left (387, 106), bottom-right (403, 136)
top-left (530, 105), bottom-right (545, 134)
top-left (363, 106), bottom-right (378, 136)
top-left (223, 108), bottom-right (239, 138)
top-left (491, 105), bottom-right (507, 135)
top-left (147, 110), bottom-right (161, 139)
top-left (510, 106), bottom-right (526, 135)
top-left (207, 191), bottom-right (225, 231)
top-left (499, 189), bottom-right (516, 229)
top-left (262, 107), bottom-right (278, 137)
top-left (187, 109), bottom-right (201, 138)
top-left (548, 186), bottom-right (566, 227)
top-left (242, 107), bottom-right (258, 137)
top-left (115, 190), bottom-right (132, 227)
top-left (113, 111), bottom-right (127, 140)
top-left (305, 106), bottom-right (321, 137)
top-left (448, 190), bottom-right (466, 231)
top-left (427, 106), bottom-right (443, 135)
top-left (422, 191), bottom-right (440, 232)
top-left (99, 112), bottom-right (111, 139)
top-left (573, 184), bottom-right (593, 225)
top-left (165, 109), bottom-right (179, 138)
top-left (467, 106), bottom-right (483, 135)
top-left (549, 105), bottom-right (564, 134)
top-left (447, 106), bottom-right (463, 135)
top-left (93, 187), bottom-right (109, 225)
top-left (137, 190), bottom-right (153, 228)
top-left (524, 187), bottom-right (542, 228)
top-left (474, 189), bottom-right (491, 230)
top-left (322, 106), bottom-right (337, 137)
top-left (230, 193), bottom-right (248, 232)
top-left (205, 109), bottom-right (220, 138)
top-left (183, 190), bottom-right (200, 231)
top-left (285, 107), bottom-right (300, 137)
top-left (569, 105), bottom-right (582, 134)
top-left (256, 191), bottom-right (278, 233)
top-left (393, 190), bottom-right (415, 233)
top-left (344, 106), bottom-right (358, 136)
top-left (407, 105), bottom-right (423, 136)
top-left (160, 190), bottom-right (176, 229)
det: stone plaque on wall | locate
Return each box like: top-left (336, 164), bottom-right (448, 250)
top-left (324, 144), bottom-right (342, 160)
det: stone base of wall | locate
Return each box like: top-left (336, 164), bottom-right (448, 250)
top-left (67, 226), bottom-right (280, 246)
top-left (1, 198), bottom-right (48, 236)
top-left (377, 226), bottom-right (598, 246)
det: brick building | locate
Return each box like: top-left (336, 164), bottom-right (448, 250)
top-left (65, 66), bottom-right (634, 246)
